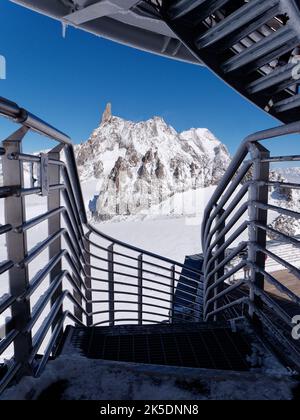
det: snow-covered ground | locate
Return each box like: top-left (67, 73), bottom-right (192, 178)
top-left (1, 354), bottom-right (296, 401)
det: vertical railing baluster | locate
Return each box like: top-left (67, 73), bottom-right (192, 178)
top-left (138, 254), bottom-right (143, 325)
top-left (108, 244), bottom-right (115, 326)
top-left (48, 145), bottom-right (64, 347)
top-left (213, 208), bottom-right (225, 322)
top-left (84, 233), bottom-right (93, 327)
top-left (170, 265), bottom-right (175, 323)
top-left (3, 127), bottom-right (33, 374)
top-left (248, 143), bottom-right (270, 329)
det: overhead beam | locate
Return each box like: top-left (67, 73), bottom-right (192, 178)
top-left (64, 0), bottom-right (140, 25)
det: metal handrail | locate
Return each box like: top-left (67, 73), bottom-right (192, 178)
top-left (201, 119), bottom-right (300, 369)
top-left (1, 96), bottom-right (300, 395)
top-left (0, 97), bottom-right (203, 393)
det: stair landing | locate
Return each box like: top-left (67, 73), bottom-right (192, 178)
top-left (60, 323), bottom-right (253, 372)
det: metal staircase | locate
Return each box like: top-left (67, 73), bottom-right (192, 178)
top-left (0, 97), bottom-right (299, 397)
top-left (161, 0), bottom-right (300, 124)
top-left (1, 0), bottom-right (300, 399)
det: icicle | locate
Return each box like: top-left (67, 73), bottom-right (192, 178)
top-left (62, 21), bottom-right (68, 39)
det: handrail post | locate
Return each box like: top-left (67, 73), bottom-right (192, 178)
top-left (170, 265), bottom-right (175, 323)
top-left (137, 254), bottom-right (143, 325)
top-left (213, 208), bottom-right (225, 322)
top-left (2, 127), bottom-right (33, 374)
top-left (248, 143), bottom-right (270, 329)
top-left (84, 233), bottom-right (93, 327)
top-left (108, 244), bottom-right (115, 326)
top-left (48, 146), bottom-right (64, 348)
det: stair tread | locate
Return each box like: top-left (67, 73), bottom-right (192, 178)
top-left (60, 323), bottom-right (253, 372)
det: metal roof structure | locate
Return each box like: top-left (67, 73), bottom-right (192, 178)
top-left (10, 0), bottom-right (200, 65)
top-left (12, 0), bottom-right (300, 124)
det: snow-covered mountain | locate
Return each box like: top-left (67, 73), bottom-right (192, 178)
top-left (75, 104), bottom-right (231, 220)
top-left (268, 169), bottom-right (300, 238)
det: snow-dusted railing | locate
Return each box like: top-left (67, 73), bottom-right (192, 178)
top-left (0, 97), bottom-right (202, 393)
top-left (201, 121), bottom-right (300, 368)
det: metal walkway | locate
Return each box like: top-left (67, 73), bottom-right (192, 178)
top-left (61, 323), bottom-right (252, 372)
top-left (1, 0), bottom-right (300, 398)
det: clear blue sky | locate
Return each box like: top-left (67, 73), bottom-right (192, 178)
top-left (0, 1), bottom-right (298, 156)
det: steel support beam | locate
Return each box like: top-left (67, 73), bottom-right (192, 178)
top-left (47, 145), bottom-right (64, 348)
top-left (248, 143), bottom-right (270, 329)
top-left (2, 126), bottom-right (33, 375)
top-left (213, 208), bottom-right (225, 322)
top-left (64, 0), bottom-right (140, 25)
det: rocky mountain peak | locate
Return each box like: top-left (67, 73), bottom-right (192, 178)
top-left (101, 102), bottom-right (112, 125)
top-left (75, 111), bottom-right (232, 220)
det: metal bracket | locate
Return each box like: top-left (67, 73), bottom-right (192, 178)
top-left (40, 153), bottom-right (49, 196)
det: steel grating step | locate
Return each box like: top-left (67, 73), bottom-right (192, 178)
top-left (60, 323), bottom-right (253, 372)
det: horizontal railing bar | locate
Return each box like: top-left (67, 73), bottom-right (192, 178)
top-left (254, 222), bottom-right (300, 248)
top-left (256, 245), bottom-right (300, 280)
top-left (0, 97), bottom-right (71, 145)
top-left (15, 207), bottom-right (65, 233)
top-left (86, 240), bottom-right (201, 281)
top-left (18, 187), bottom-right (40, 196)
top-left (0, 260), bottom-right (14, 275)
top-left (18, 184), bottom-right (65, 197)
top-left (87, 257), bottom-right (199, 292)
top-left (48, 159), bottom-right (65, 166)
top-left (0, 363), bottom-right (22, 396)
top-left (251, 285), bottom-right (292, 326)
top-left (29, 293), bottom-right (83, 363)
top-left (92, 298), bottom-right (201, 317)
top-left (250, 307), bottom-right (300, 360)
top-left (92, 299), bottom-right (171, 312)
top-left (205, 202), bottom-right (248, 253)
top-left (87, 224), bottom-right (202, 276)
top-left (206, 242), bottom-right (247, 285)
top-left (205, 261), bottom-right (247, 297)
top-left (8, 152), bottom-right (65, 167)
top-left (24, 272), bottom-right (69, 333)
top-left (206, 297), bottom-right (249, 321)
top-left (93, 319), bottom-right (163, 327)
top-left (0, 329), bottom-right (19, 356)
top-left (91, 310), bottom-right (188, 324)
top-left (205, 193), bottom-right (249, 250)
top-left (0, 294), bottom-right (16, 315)
top-left (253, 202), bottom-right (300, 220)
top-left (0, 224), bottom-right (12, 235)
top-left (34, 312), bottom-right (68, 378)
top-left (91, 308), bottom-right (169, 318)
top-left (20, 250), bottom-right (66, 300)
top-left (0, 186), bottom-right (15, 198)
top-left (261, 155), bottom-right (300, 163)
top-left (205, 280), bottom-right (245, 313)
top-left (18, 228), bottom-right (66, 268)
top-left (89, 275), bottom-right (197, 302)
top-left (204, 221), bottom-right (249, 274)
top-left (204, 178), bottom-right (251, 243)
top-left (253, 264), bottom-right (300, 306)
top-left (265, 181), bottom-right (300, 190)
top-left (8, 152), bottom-right (40, 163)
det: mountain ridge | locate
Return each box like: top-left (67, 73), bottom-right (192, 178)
top-left (75, 105), bottom-right (231, 220)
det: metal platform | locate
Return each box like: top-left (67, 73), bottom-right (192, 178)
top-left (61, 323), bottom-right (252, 372)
